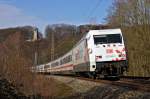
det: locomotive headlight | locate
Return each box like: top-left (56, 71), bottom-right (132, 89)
top-left (92, 65), bottom-right (95, 68)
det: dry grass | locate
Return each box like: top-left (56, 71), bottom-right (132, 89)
top-left (0, 32), bottom-right (73, 97)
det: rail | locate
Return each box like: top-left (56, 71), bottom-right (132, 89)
top-left (121, 76), bottom-right (150, 80)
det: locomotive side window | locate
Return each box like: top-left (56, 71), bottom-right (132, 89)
top-left (94, 34), bottom-right (122, 44)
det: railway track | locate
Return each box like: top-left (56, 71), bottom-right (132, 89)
top-left (76, 76), bottom-right (150, 92)
top-left (50, 75), bottom-right (150, 92)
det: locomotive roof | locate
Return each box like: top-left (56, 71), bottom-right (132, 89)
top-left (88, 28), bottom-right (122, 35)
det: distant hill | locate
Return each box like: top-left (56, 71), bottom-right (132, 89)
top-left (0, 26), bottom-right (34, 43)
top-left (0, 26), bottom-right (44, 65)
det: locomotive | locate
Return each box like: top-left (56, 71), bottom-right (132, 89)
top-left (33, 28), bottom-right (128, 78)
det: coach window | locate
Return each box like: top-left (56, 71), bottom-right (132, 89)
top-left (51, 61), bottom-right (59, 67)
top-left (61, 55), bottom-right (72, 64)
top-left (60, 60), bottom-right (63, 65)
top-left (69, 55), bottom-right (72, 61)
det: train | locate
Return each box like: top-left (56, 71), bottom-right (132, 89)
top-left (32, 28), bottom-right (128, 78)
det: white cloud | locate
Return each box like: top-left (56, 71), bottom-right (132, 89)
top-left (0, 3), bottom-right (47, 33)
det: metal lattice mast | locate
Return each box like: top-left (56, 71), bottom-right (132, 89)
top-left (51, 30), bottom-right (55, 61)
top-left (33, 27), bottom-right (38, 66)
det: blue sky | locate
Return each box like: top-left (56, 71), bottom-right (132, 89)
top-left (0, 0), bottom-right (113, 32)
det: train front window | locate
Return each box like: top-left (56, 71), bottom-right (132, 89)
top-left (94, 35), bottom-right (107, 44)
top-left (94, 34), bottom-right (122, 44)
top-left (107, 34), bottom-right (122, 43)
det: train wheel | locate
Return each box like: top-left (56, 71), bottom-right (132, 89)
top-left (88, 72), bottom-right (96, 79)
top-left (87, 72), bottom-right (92, 78)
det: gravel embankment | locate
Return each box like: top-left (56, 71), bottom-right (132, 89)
top-left (50, 75), bottom-right (150, 99)
top-left (51, 75), bottom-right (102, 93)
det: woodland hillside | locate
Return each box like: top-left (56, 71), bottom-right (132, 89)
top-left (1, 0), bottom-right (150, 98)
